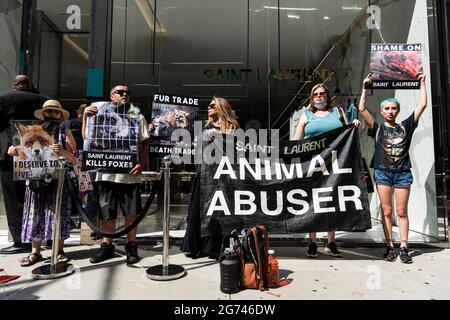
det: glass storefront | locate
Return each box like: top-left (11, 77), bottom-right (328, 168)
top-left (105, 0), bottom-right (446, 241)
top-left (1, 0), bottom-right (449, 242)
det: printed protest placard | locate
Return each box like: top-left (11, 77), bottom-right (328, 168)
top-left (82, 101), bottom-right (140, 172)
top-left (149, 94), bottom-right (199, 170)
top-left (369, 43), bottom-right (422, 89)
top-left (12, 120), bottom-right (61, 181)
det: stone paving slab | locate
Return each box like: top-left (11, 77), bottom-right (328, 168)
top-left (1, 243), bottom-right (449, 300)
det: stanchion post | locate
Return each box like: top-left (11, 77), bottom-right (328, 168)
top-left (162, 156), bottom-right (170, 275)
top-left (50, 157), bottom-right (66, 273)
top-left (146, 156), bottom-right (186, 281)
top-left (32, 157), bottom-right (75, 280)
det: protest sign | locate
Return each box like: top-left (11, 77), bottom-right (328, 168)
top-left (82, 101), bottom-right (140, 172)
top-left (369, 43), bottom-right (422, 89)
top-left (12, 120), bottom-right (61, 181)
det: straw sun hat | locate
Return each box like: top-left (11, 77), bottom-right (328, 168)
top-left (34, 99), bottom-right (70, 121)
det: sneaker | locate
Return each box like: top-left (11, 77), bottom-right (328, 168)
top-left (383, 246), bottom-right (397, 262)
top-left (399, 247), bottom-right (413, 264)
top-left (125, 242), bottom-right (141, 265)
top-left (306, 241), bottom-right (318, 258)
top-left (90, 242), bottom-right (115, 263)
top-left (324, 242), bottom-right (342, 257)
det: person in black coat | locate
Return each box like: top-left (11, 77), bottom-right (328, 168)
top-left (181, 97), bottom-right (239, 259)
top-left (61, 103), bottom-right (88, 150)
top-left (0, 75), bottom-right (49, 254)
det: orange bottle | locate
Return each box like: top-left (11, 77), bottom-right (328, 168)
top-left (267, 249), bottom-right (279, 288)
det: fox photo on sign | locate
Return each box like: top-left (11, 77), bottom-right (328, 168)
top-left (150, 94), bottom-right (199, 144)
top-left (83, 101), bottom-right (140, 172)
top-left (369, 43), bottom-right (422, 89)
top-left (12, 120), bottom-right (60, 181)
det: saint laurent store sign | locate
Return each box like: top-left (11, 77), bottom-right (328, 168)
top-left (203, 68), bottom-right (334, 83)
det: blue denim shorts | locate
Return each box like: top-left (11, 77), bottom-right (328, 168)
top-left (374, 169), bottom-right (413, 188)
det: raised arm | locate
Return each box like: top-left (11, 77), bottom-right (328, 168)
top-left (414, 73), bottom-right (427, 122)
top-left (81, 106), bottom-right (97, 140)
top-left (293, 112), bottom-right (307, 140)
top-left (359, 73), bottom-right (375, 129)
top-left (63, 128), bottom-right (77, 152)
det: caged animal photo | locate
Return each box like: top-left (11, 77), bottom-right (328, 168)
top-left (13, 121), bottom-right (59, 180)
top-left (150, 105), bottom-right (193, 143)
top-left (86, 102), bottom-right (139, 152)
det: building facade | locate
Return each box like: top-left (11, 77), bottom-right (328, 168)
top-left (0, 0), bottom-right (449, 242)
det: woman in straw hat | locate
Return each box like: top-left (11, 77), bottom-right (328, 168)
top-left (8, 99), bottom-right (76, 266)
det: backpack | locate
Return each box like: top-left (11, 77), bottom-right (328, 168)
top-left (238, 225), bottom-right (270, 290)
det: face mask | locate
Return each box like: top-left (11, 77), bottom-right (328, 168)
top-left (44, 116), bottom-right (59, 122)
top-left (315, 102), bottom-right (328, 110)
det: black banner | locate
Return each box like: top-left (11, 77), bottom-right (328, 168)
top-left (200, 125), bottom-right (371, 235)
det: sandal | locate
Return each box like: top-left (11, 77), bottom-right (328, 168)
top-left (57, 251), bottom-right (70, 263)
top-left (20, 253), bottom-right (43, 267)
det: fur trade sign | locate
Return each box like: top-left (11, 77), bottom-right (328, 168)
top-left (83, 101), bottom-right (140, 172)
top-left (12, 121), bottom-right (60, 181)
top-left (200, 125), bottom-right (371, 235)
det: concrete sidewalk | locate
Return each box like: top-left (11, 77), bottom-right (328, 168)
top-left (1, 241), bottom-right (449, 300)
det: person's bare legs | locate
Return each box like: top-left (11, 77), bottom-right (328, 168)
top-left (125, 216), bottom-right (137, 243)
top-left (394, 187), bottom-right (411, 249)
top-left (31, 240), bottom-right (41, 255)
top-left (377, 184), bottom-right (394, 247)
top-left (309, 232), bottom-right (317, 243)
top-left (101, 219), bottom-right (116, 244)
top-left (20, 240), bottom-right (42, 266)
top-left (327, 231), bottom-right (335, 243)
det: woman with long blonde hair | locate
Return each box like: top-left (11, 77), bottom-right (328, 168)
top-left (205, 97), bottom-right (239, 134)
top-left (181, 96), bottom-right (239, 259)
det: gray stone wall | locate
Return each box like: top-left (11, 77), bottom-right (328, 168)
top-left (0, 1), bottom-right (23, 217)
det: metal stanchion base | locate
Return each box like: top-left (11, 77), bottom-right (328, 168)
top-left (146, 264), bottom-right (186, 281)
top-left (31, 262), bottom-right (75, 280)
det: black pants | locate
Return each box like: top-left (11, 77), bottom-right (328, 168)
top-left (0, 159), bottom-right (26, 243)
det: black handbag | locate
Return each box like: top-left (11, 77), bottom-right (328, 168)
top-left (27, 179), bottom-right (58, 194)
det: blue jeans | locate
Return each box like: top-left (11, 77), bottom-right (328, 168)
top-left (374, 169), bottom-right (413, 188)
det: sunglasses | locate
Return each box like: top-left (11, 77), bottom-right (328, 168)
top-left (208, 103), bottom-right (216, 109)
top-left (114, 89), bottom-right (131, 96)
top-left (313, 92), bottom-right (326, 97)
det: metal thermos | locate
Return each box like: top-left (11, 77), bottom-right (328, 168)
top-left (220, 248), bottom-right (240, 294)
